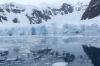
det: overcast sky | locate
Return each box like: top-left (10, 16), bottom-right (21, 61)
top-left (0, 0), bottom-right (91, 5)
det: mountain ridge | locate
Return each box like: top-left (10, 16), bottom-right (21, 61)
top-left (0, 2), bottom-right (88, 24)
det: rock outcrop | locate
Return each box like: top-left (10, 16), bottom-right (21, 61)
top-left (81, 0), bottom-right (100, 20)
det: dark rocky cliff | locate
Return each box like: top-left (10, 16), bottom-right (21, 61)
top-left (81, 0), bottom-right (100, 20)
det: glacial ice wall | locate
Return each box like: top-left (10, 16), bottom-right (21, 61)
top-left (0, 23), bottom-right (100, 36)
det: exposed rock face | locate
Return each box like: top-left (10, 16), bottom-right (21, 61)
top-left (81, 0), bottom-right (100, 20)
top-left (82, 45), bottom-right (100, 66)
top-left (61, 3), bottom-right (73, 14)
top-left (0, 3), bottom-right (25, 23)
top-left (26, 9), bottom-right (51, 24)
top-left (0, 16), bottom-right (8, 22)
top-left (4, 3), bottom-right (25, 13)
top-left (12, 18), bottom-right (19, 23)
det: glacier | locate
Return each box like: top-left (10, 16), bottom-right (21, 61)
top-left (0, 23), bottom-right (100, 36)
top-left (0, 11), bottom-right (100, 36)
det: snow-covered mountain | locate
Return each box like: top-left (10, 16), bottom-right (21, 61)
top-left (0, 2), bottom-right (88, 24)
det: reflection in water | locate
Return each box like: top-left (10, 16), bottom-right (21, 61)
top-left (0, 36), bottom-right (97, 66)
top-left (83, 45), bottom-right (100, 66)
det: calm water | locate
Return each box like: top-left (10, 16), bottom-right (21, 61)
top-left (0, 36), bottom-right (99, 66)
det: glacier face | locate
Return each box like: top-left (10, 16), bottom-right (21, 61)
top-left (0, 23), bottom-right (100, 36)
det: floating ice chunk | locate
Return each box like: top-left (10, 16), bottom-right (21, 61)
top-left (0, 48), bottom-right (8, 52)
top-left (52, 62), bottom-right (68, 66)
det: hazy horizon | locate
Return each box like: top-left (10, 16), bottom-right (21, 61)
top-left (0, 0), bottom-right (90, 5)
